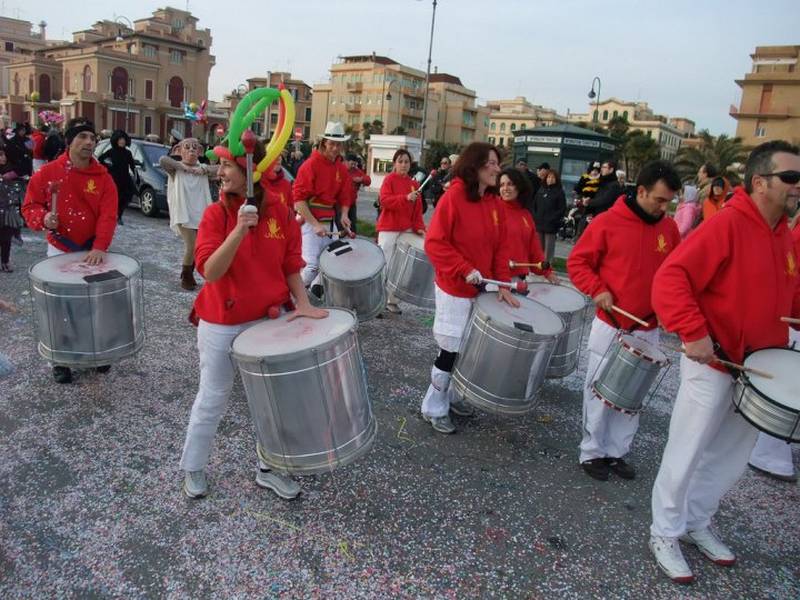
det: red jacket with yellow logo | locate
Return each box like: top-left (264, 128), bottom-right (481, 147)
top-left (292, 150), bottom-right (351, 222)
top-left (193, 192), bottom-right (305, 325)
top-left (500, 200), bottom-right (552, 278)
top-left (22, 153), bottom-right (118, 252)
top-left (568, 196), bottom-right (680, 331)
top-left (376, 172), bottom-right (425, 233)
top-left (653, 187), bottom-right (800, 364)
top-left (264, 169), bottom-right (293, 210)
top-left (425, 178), bottom-right (512, 298)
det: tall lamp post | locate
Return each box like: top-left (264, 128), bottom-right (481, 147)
top-left (588, 76), bottom-right (601, 131)
top-left (115, 16), bottom-right (134, 133)
top-left (418, 0), bottom-right (438, 166)
top-left (380, 78), bottom-right (400, 134)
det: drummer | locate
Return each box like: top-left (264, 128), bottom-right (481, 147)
top-left (377, 148), bottom-right (426, 314)
top-left (293, 121), bottom-right (353, 299)
top-left (423, 142), bottom-right (519, 434)
top-left (22, 117), bottom-right (118, 384)
top-left (180, 138), bottom-right (327, 501)
top-left (649, 140), bottom-right (800, 583)
top-left (498, 168), bottom-right (559, 285)
top-left (567, 160), bottom-right (681, 481)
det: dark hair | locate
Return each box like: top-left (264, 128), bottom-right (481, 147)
top-left (222, 139), bottom-right (267, 213)
top-left (545, 168), bottom-right (562, 186)
top-left (452, 142), bottom-right (500, 201)
top-left (500, 167), bottom-right (532, 198)
top-left (392, 148), bottom-right (411, 163)
top-left (636, 160), bottom-right (682, 192)
top-left (700, 162), bottom-right (718, 178)
top-left (602, 160), bottom-right (617, 171)
top-left (744, 140), bottom-right (800, 194)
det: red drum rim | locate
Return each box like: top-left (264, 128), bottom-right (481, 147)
top-left (617, 333), bottom-right (667, 365)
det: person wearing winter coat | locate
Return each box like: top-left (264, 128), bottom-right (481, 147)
top-left (701, 176), bottom-right (731, 222)
top-left (673, 184), bottom-right (701, 239)
top-left (0, 149), bottom-right (23, 272)
top-left (5, 123), bottom-right (32, 177)
top-left (531, 169), bottom-right (567, 262)
top-left (99, 130), bottom-right (137, 225)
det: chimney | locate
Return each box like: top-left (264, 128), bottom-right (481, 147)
top-left (38, 21), bottom-right (47, 40)
top-left (434, 66), bottom-right (438, 74)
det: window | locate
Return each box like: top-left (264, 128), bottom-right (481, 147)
top-left (755, 121), bottom-right (766, 137)
top-left (602, 110), bottom-right (608, 121)
top-left (4, 41), bottom-right (13, 51)
top-left (111, 67), bottom-right (128, 100)
top-left (142, 44), bottom-right (157, 58)
top-left (490, 122), bottom-right (496, 131)
top-left (510, 123), bottom-right (516, 131)
top-left (613, 110), bottom-right (618, 118)
top-left (498, 137), bottom-right (504, 146)
top-left (144, 115), bottom-right (152, 135)
top-left (145, 79), bottom-right (153, 100)
top-left (593, 109), bottom-right (598, 122)
top-left (64, 69), bottom-right (70, 94)
top-left (500, 123), bottom-right (506, 132)
top-left (488, 136), bottom-right (495, 144)
top-left (270, 113), bottom-right (278, 125)
top-left (304, 107), bottom-right (312, 121)
top-left (169, 49), bottom-right (184, 65)
top-left (82, 65), bottom-right (92, 92)
top-left (520, 123), bottom-right (526, 130)
top-left (168, 76), bottom-right (183, 107)
top-left (623, 111), bottom-right (628, 120)
top-left (13, 74), bottom-right (18, 96)
top-left (38, 74), bottom-right (51, 102)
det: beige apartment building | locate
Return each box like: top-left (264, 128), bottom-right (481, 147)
top-left (485, 96), bottom-right (565, 149)
top-left (310, 54), bottom-right (486, 148)
top-left (0, 7), bottom-right (215, 140)
top-left (245, 72), bottom-right (313, 142)
top-left (0, 17), bottom-right (62, 98)
top-left (731, 45), bottom-right (800, 147)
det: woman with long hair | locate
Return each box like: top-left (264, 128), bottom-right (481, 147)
top-left (531, 168), bottom-right (567, 263)
top-left (422, 142), bottom-right (519, 434)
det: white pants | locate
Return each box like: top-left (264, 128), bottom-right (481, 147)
top-left (180, 319), bottom-right (260, 471)
top-left (650, 355), bottom-right (759, 538)
top-left (579, 317), bottom-right (660, 463)
top-left (300, 222), bottom-right (335, 286)
top-left (377, 230), bottom-right (411, 305)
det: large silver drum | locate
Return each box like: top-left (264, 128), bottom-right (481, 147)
top-left (231, 308), bottom-right (377, 475)
top-left (527, 283), bottom-right (589, 378)
top-left (733, 347), bottom-right (800, 442)
top-left (28, 251), bottom-right (145, 367)
top-left (320, 237), bottom-right (385, 321)
top-left (385, 233), bottom-right (434, 308)
top-left (592, 333), bottom-right (668, 414)
top-left (452, 293), bottom-right (564, 415)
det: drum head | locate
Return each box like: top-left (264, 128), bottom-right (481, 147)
top-left (476, 293), bottom-right (563, 336)
top-left (527, 283), bottom-right (586, 313)
top-left (397, 232), bottom-right (425, 251)
top-left (618, 333), bottom-right (667, 364)
top-left (232, 308), bottom-right (355, 358)
top-left (744, 348), bottom-right (800, 409)
top-left (30, 251), bottom-right (139, 284)
top-left (320, 238), bottom-right (385, 281)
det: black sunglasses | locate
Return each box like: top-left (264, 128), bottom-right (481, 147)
top-left (760, 170), bottom-right (800, 185)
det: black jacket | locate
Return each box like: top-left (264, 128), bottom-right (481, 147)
top-left (43, 132), bottom-right (65, 162)
top-left (99, 146), bottom-right (137, 191)
top-left (586, 174), bottom-right (623, 216)
top-left (531, 183), bottom-right (567, 233)
top-left (4, 135), bottom-right (32, 177)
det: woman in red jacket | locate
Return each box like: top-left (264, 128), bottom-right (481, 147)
top-left (377, 148), bottom-right (425, 313)
top-left (422, 142), bottom-right (519, 434)
top-left (498, 168), bottom-right (559, 284)
top-left (180, 139), bottom-right (326, 501)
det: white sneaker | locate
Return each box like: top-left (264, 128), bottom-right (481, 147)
top-left (680, 527), bottom-right (736, 566)
top-left (649, 535), bottom-right (694, 584)
top-left (423, 413), bottom-right (456, 434)
top-left (183, 470), bottom-right (208, 499)
top-left (256, 469), bottom-right (301, 500)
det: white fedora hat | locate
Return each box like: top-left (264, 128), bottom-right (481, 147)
top-left (320, 121), bottom-right (350, 142)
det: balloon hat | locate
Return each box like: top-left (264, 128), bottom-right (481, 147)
top-left (207, 84), bottom-right (295, 183)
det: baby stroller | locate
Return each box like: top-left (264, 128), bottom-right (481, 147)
top-left (558, 197), bottom-right (583, 240)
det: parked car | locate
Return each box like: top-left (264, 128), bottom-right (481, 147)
top-left (95, 139), bottom-right (171, 217)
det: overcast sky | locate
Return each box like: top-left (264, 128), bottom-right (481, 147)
top-left (7, 0), bottom-right (798, 135)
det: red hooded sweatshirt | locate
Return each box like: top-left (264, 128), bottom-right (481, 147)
top-left (348, 166), bottom-right (371, 204)
top-left (653, 187), bottom-right (800, 365)
top-left (22, 153), bottom-right (118, 252)
top-left (263, 169), bottom-right (293, 210)
top-left (425, 177), bottom-right (512, 298)
top-left (193, 191), bottom-right (305, 325)
top-left (500, 200), bottom-right (552, 278)
top-left (31, 130), bottom-right (46, 160)
top-left (376, 171), bottom-right (425, 233)
top-left (292, 150), bottom-right (351, 222)
top-left (568, 196), bottom-right (680, 331)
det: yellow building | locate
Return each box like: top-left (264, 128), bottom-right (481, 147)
top-left (485, 96), bottom-right (565, 149)
top-left (0, 17), bottom-right (63, 100)
top-left (731, 45), bottom-right (800, 147)
top-left (0, 7), bottom-right (215, 140)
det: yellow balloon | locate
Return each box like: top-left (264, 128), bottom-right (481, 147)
top-left (255, 88), bottom-right (295, 181)
top-left (189, 102), bottom-right (198, 112)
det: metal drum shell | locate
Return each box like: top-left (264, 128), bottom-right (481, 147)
top-left (592, 334), bottom-right (666, 413)
top-left (28, 253), bottom-right (145, 367)
top-left (385, 234), bottom-right (435, 309)
top-left (452, 297), bottom-right (564, 415)
top-left (320, 238), bottom-right (386, 322)
top-left (231, 311), bottom-right (377, 475)
top-left (527, 283), bottom-right (589, 378)
top-left (733, 347), bottom-right (800, 442)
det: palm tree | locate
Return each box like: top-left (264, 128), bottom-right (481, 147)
top-left (674, 130), bottom-right (749, 183)
top-left (622, 131), bottom-right (661, 181)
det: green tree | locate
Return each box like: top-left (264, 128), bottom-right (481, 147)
top-left (423, 140), bottom-right (461, 171)
top-left (674, 130), bottom-right (749, 184)
top-left (622, 131), bottom-right (661, 180)
top-left (390, 126), bottom-right (407, 135)
top-left (362, 119), bottom-right (384, 139)
top-left (344, 125), bottom-right (363, 157)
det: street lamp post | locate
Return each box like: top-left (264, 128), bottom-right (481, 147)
top-left (381, 77), bottom-right (400, 134)
top-left (588, 76), bottom-right (601, 132)
top-left (115, 16), bottom-right (134, 133)
top-left (419, 0), bottom-right (438, 166)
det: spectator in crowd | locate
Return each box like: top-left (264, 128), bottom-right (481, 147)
top-left (99, 130), bottom-right (138, 225)
top-left (586, 160), bottom-right (624, 217)
top-left (426, 155), bottom-right (452, 208)
top-left (516, 159), bottom-right (540, 196)
top-left (0, 149), bottom-right (23, 272)
top-left (5, 123), bottom-right (32, 177)
top-left (31, 125), bottom-right (47, 172)
top-left (673, 184), bottom-right (701, 239)
top-left (696, 162), bottom-right (718, 202)
top-left (342, 153), bottom-right (371, 234)
top-left (43, 127), bottom-right (66, 162)
top-left (702, 176), bottom-right (731, 222)
top-left (531, 168), bottom-right (567, 263)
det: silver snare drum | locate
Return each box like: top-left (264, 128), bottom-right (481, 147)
top-left (526, 283), bottom-right (589, 378)
top-left (592, 333), bottom-right (668, 414)
top-left (320, 237), bottom-right (386, 321)
top-left (385, 233), bottom-right (435, 309)
top-left (733, 347), bottom-right (800, 442)
top-left (231, 308), bottom-right (377, 475)
top-left (452, 293), bottom-right (564, 415)
top-left (28, 251), bottom-right (145, 367)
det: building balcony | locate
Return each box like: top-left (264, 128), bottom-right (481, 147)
top-left (345, 103), bottom-right (361, 112)
top-left (730, 104), bottom-right (795, 119)
top-left (736, 72), bottom-right (800, 86)
top-left (402, 85), bottom-right (424, 98)
top-left (346, 82), bottom-right (363, 92)
top-left (403, 107), bottom-right (422, 118)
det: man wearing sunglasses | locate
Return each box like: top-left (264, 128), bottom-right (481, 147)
top-left (648, 140), bottom-right (800, 584)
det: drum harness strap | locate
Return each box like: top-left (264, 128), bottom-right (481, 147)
top-left (49, 231), bottom-right (95, 252)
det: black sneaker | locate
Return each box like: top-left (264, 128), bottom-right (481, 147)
top-left (53, 366), bottom-right (73, 384)
top-left (581, 458), bottom-right (609, 481)
top-left (96, 365), bottom-right (112, 374)
top-left (607, 457), bottom-right (636, 480)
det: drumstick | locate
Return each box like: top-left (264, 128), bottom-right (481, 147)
top-left (509, 260), bottom-right (551, 270)
top-left (417, 169), bottom-right (437, 193)
top-left (780, 316), bottom-right (800, 325)
top-left (611, 305), bottom-right (649, 328)
top-left (325, 229), bottom-right (356, 239)
top-left (662, 344), bottom-right (774, 379)
top-left (480, 278), bottom-right (528, 293)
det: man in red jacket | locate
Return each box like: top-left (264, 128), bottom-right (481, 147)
top-left (292, 122), bottom-right (352, 297)
top-left (342, 153), bottom-right (370, 234)
top-left (22, 117), bottom-right (118, 383)
top-left (648, 141), bottom-right (800, 584)
top-left (567, 160), bottom-right (681, 482)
